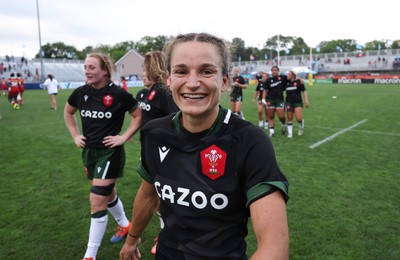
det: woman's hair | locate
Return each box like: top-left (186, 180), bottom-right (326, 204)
top-left (143, 51), bottom-right (169, 85)
top-left (288, 70), bottom-right (297, 79)
top-left (163, 32), bottom-right (231, 76)
top-left (88, 53), bottom-right (114, 82)
top-left (271, 65), bottom-right (280, 72)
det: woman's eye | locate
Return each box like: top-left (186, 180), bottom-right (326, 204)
top-left (201, 70), bottom-right (214, 77)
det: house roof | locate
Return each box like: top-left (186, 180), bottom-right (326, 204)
top-left (115, 50), bottom-right (144, 65)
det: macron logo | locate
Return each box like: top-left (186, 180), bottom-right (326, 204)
top-left (84, 95), bottom-right (89, 101)
top-left (158, 146), bottom-right (170, 163)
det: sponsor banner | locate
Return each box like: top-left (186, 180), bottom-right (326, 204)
top-left (60, 82), bottom-right (86, 89)
top-left (333, 78), bottom-right (400, 84)
top-left (24, 81), bottom-right (144, 90)
top-left (127, 81), bottom-right (144, 87)
top-left (314, 78), bottom-right (333, 84)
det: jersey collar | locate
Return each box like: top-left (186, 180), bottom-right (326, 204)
top-left (172, 106), bottom-right (232, 137)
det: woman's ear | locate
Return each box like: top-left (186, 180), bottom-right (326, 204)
top-left (221, 74), bottom-right (228, 92)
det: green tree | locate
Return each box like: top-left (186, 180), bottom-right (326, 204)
top-left (364, 40), bottom-right (388, 50)
top-left (230, 37), bottom-right (246, 62)
top-left (36, 42), bottom-right (79, 59)
top-left (317, 39), bottom-right (356, 53)
top-left (391, 40), bottom-right (400, 49)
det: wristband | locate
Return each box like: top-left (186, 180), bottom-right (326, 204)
top-left (128, 233), bottom-right (141, 238)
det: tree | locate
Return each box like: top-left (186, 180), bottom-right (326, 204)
top-left (36, 42), bottom-right (79, 59)
top-left (391, 40), bottom-right (400, 49)
top-left (364, 40), bottom-right (388, 51)
top-left (317, 39), bottom-right (357, 53)
top-left (230, 37), bottom-right (246, 62)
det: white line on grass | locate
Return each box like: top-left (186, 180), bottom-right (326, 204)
top-left (307, 125), bottom-right (400, 137)
top-left (309, 119), bottom-right (368, 149)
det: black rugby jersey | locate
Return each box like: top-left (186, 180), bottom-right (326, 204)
top-left (135, 87), bottom-right (149, 103)
top-left (231, 75), bottom-right (246, 96)
top-left (285, 79), bottom-right (306, 103)
top-left (67, 82), bottom-right (138, 148)
top-left (138, 82), bottom-right (179, 128)
top-left (255, 80), bottom-right (267, 101)
top-left (266, 75), bottom-right (287, 101)
top-left (138, 107), bottom-right (288, 259)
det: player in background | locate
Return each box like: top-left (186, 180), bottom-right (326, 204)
top-left (120, 32), bottom-right (289, 260)
top-left (43, 74), bottom-right (61, 110)
top-left (7, 73), bottom-right (20, 109)
top-left (139, 51), bottom-right (179, 255)
top-left (229, 67), bottom-right (247, 119)
top-left (1, 77), bottom-right (7, 97)
top-left (119, 76), bottom-right (129, 91)
top-left (16, 73), bottom-right (24, 105)
top-left (138, 51), bottom-right (179, 129)
top-left (64, 52), bottom-right (142, 260)
top-left (262, 66), bottom-right (287, 137)
top-left (252, 71), bottom-right (269, 129)
top-left (135, 71), bottom-right (150, 105)
top-left (285, 70), bottom-right (309, 138)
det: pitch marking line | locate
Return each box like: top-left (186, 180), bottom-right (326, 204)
top-left (307, 125), bottom-right (400, 137)
top-left (309, 119), bottom-right (368, 149)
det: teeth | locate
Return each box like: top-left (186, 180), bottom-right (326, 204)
top-left (183, 94), bottom-right (205, 99)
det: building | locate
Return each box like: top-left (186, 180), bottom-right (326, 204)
top-left (115, 50), bottom-right (144, 81)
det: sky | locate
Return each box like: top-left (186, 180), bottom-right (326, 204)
top-left (1, 0), bottom-right (398, 59)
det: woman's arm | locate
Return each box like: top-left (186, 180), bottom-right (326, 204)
top-left (250, 190), bottom-right (289, 260)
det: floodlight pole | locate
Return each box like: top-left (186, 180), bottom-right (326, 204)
top-left (36, 0), bottom-right (45, 82)
top-left (277, 34), bottom-right (280, 66)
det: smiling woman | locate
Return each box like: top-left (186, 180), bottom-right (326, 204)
top-left (120, 32), bottom-right (289, 260)
top-left (63, 52), bottom-right (142, 260)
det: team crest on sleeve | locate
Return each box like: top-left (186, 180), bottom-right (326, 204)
top-left (103, 95), bottom-right (113, 106)
top-left (200, 144), bottom-right (226, 180)
top-left (148, 90), bottom-right (156, 101)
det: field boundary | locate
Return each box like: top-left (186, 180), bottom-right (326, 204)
top-left (309, 119), bottom-right (368, 149)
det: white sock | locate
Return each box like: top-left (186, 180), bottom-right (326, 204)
top-left (264, 121), bottom-right (269, 129)
top-left (259, 121), bottom-right (263, 127)
top-left (288, 124), bottom-right (293, 135)
top-left (107, 196), bottom-right (129, 227)
top-left (269, 127), bottom-right (275, 135)
top-left (84, 214), bottom-right (108, 259)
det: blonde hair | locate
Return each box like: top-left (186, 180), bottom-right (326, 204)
top-left (144, 51), bottom-right (168, 85)
top-left (88, 53), bottom-right (115, 82)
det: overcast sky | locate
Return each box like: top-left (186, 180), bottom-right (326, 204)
top-left (1, 0), bottom-right (398, 58)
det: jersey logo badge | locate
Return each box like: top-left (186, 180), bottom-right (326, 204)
top-left (159, 146), bottom-right (170, 163)
top-left (103, 95), bottom-right (113, 106)
top-left (84, 95), bottom-right (89, 101)
top-left (148, 90), bottom-right (156, 101)
top-left (200, 144), bottom-right (226, 180)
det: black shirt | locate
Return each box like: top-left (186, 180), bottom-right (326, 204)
top-left (285, 79), bottom-right (306, 103)
top-left (138, 83), bottom-right (179, 128)
top-left (67, 82), bottom-right (138, 148)
top-left (265, 75), bottom-right (287, 101)
top-left (138, 107), bottom-right (289, 259)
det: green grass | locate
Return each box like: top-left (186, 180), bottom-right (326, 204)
top-left (0, 83), bottom-right (399, 259)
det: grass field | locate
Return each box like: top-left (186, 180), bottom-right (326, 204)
top-left (0, 83), bottom-right (399, 259)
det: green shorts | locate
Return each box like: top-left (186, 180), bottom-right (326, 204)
top-left (230, 93), bottom-right (243, 102)
top-left (82, 146), bottom-right (125, 180)
top-left (266, 100), bottom-right (285, 109)
top-left (285, 102), bottom-right (303, 112)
